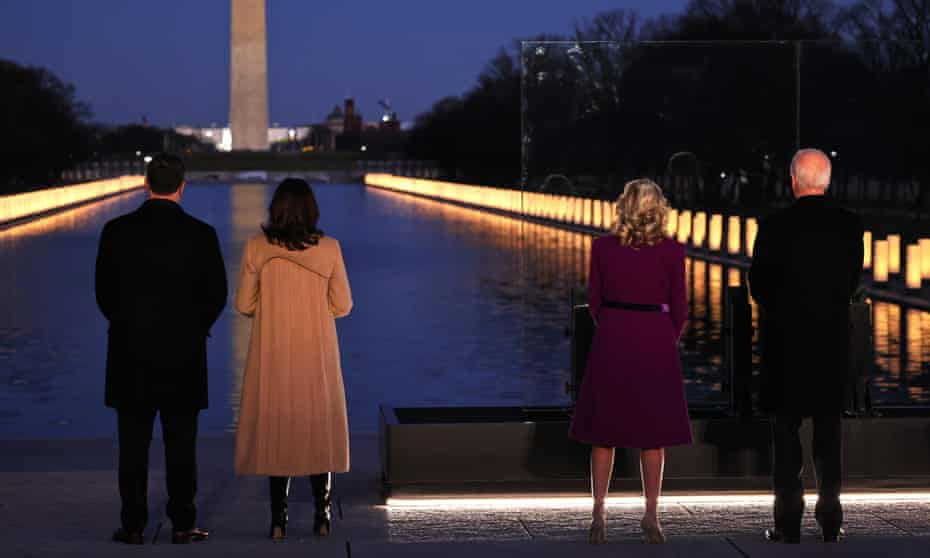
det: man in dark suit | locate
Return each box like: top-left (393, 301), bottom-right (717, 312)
top-left (95, 154), bottom-right (227, 545)
top-left (749, 148), bottom-right (864, 544)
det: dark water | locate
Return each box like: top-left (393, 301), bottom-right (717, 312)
top-left (0, 183), bottom-right (927, 439)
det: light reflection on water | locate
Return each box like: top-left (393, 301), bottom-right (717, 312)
top-left (0, 183), bottom-right (927, 439)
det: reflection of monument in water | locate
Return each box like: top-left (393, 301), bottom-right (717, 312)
top-left (230, 0), bottom-right (269, 150)
top-left (228, 183), bottom-right (270, 427)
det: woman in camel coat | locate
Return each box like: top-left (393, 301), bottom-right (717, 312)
top-left (234, 178), bottom-right (352, 540)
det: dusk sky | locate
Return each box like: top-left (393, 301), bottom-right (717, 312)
top-left (0, 0), bottom-right (693, 128)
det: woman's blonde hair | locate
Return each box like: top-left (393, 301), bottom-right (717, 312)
top-left (611, 179), bottom-right (670, 248)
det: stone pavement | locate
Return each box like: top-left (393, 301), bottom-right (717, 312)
top-left (1, 434), bottom-right (929, 557)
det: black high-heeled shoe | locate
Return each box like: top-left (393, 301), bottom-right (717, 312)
top-left (310, 473), bottom-right (332, 537)
top-left (816, 498), bottom-right (844, 543)
top-left (269, 476), bottom-right (290, 540)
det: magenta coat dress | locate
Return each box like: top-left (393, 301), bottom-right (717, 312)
top-left (569, 236), bottom-right (693, 449)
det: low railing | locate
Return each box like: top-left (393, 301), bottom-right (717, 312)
top-left (0, 175), bottom-right (145, 227)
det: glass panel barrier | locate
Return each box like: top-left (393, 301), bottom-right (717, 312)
top-left (521, 40), bottom-right (930, 413)
top-left (801, 40), bottom-right (930, 408)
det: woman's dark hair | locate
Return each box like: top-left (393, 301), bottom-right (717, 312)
top-left (262, 178), bottom-right (324, 251)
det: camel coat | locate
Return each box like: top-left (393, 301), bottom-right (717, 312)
top-left (234, 234), bottom-right (353, 476)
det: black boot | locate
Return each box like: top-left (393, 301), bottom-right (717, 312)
top-left (269, 477), bottom-right (290, 539)
top-left (310, 473), bottom-right (332, 536)
top-left (771, 495), bottom-right (803, 543)
top-left (815, 497), bottom-right (843, 542)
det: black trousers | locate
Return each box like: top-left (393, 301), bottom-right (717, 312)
top-left (771, 413), bottom-right (843, 534)
top-left (117, 408), bottom-right (199, 532)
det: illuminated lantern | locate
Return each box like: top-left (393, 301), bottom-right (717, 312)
top-left (677, 210), bottom-right (692, 244)
top-left (708, 214), bottom-right (723, 252)
top-left (603, 201), bottom-right (614, 230)
top-left (873, 240), bottom-right (889, 283)
top-left (745, 218), bottom-right (758, 258)
top-left (667, 209), bottom-right (679, 238)
top-left (728, 268), bottom-right (741, 287)
top-left (920, 238), bottom-right (930, 279)
top-left (863, 231), bottom-right (872, 269)
top-left (0, 176), bottom-right (144, 226)
top-left (906, 244), bottom-right (922, 290)
top-left (692, 212), bottom-right (707, 248)
top-left (888, 234), bottom-right (901, 274)
top-left (727, 216), bottom-right (741, 255)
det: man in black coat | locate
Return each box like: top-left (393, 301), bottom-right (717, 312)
top-left (749, 148), bottom-right (864, 544)
top-left (95, 154), bottom-right (227, 545)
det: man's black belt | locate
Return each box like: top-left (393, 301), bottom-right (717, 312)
top-left (602, 299), bottom-right (669, 313)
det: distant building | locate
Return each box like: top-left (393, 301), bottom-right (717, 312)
top-left (174, 125), bottom-right (309, 152)
top-left (174, 97), bottom-right (406, 154)
top-left (325, 105), bottom-right (345, 136)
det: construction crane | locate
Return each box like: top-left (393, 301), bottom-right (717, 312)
top-left (378, 99), bottom-right (395, 123)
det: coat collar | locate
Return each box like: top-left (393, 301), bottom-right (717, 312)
top-left (141, 198), bottom-right (183, 211)
top-left (793, 194), bottom-right (830, 208)
top-left (251, 236), bottom-right (334, 279)
top-left (137, 198), bottom-right (186, 222)
top-left (794, 194), bottom-right (828, 203)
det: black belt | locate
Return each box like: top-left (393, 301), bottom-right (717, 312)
top-left (602, 299), bottom-right (669, 313)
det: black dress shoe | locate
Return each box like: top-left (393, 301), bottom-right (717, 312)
top-left (112, 528), bottom-right (144, 545)
top-left (764, 528), bottom-right (800, 544)
top-left (171, 527), bottom-right (210, 544)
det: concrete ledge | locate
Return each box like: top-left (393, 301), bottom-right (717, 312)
top-left (380, 406), bottom-right (930, 495)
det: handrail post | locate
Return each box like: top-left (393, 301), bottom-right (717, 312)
top-left (724, 284), bottom-right (753, 418)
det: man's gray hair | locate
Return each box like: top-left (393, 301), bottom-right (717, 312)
top-left (790, 148), bottom-right (832, 192)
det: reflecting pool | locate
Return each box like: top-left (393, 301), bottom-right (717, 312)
top-left (0, 183), bottom-right (927, 439)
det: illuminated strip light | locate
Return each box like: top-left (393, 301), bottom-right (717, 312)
top-left (386, 491), bottom-right (930, 510)
top-left (0, 189), bottom-right (144, 241)
top-left (0, 176), bottom-right (144, 226)
top-left (362, 176), bottom-right (889, 273)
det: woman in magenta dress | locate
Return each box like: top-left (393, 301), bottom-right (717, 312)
top-left (570, 179), bottom-right (692, 545)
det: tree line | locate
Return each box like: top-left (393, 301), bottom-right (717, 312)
top-left (405, 0), bottom-right (930, 213)
top-left (0, 60), bottom-right (208, 194)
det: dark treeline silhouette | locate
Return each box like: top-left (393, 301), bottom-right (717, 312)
top-left (0, 60), bottom-right (94, 194)
top-left (406, 0), bottom-right (930, 216)
top-left (0, 59), bottom-right (211, 194)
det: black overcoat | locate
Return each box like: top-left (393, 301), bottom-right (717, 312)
top-left (95, 199), bottom-right (228, 411)
top-left (748, 196), bottom-right (864, 415)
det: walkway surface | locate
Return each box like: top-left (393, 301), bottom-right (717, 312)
top-left (1, 434), bottom-right (929, 557)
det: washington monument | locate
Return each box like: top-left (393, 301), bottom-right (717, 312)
top-left (230, 0), bottom-right (269, 150)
